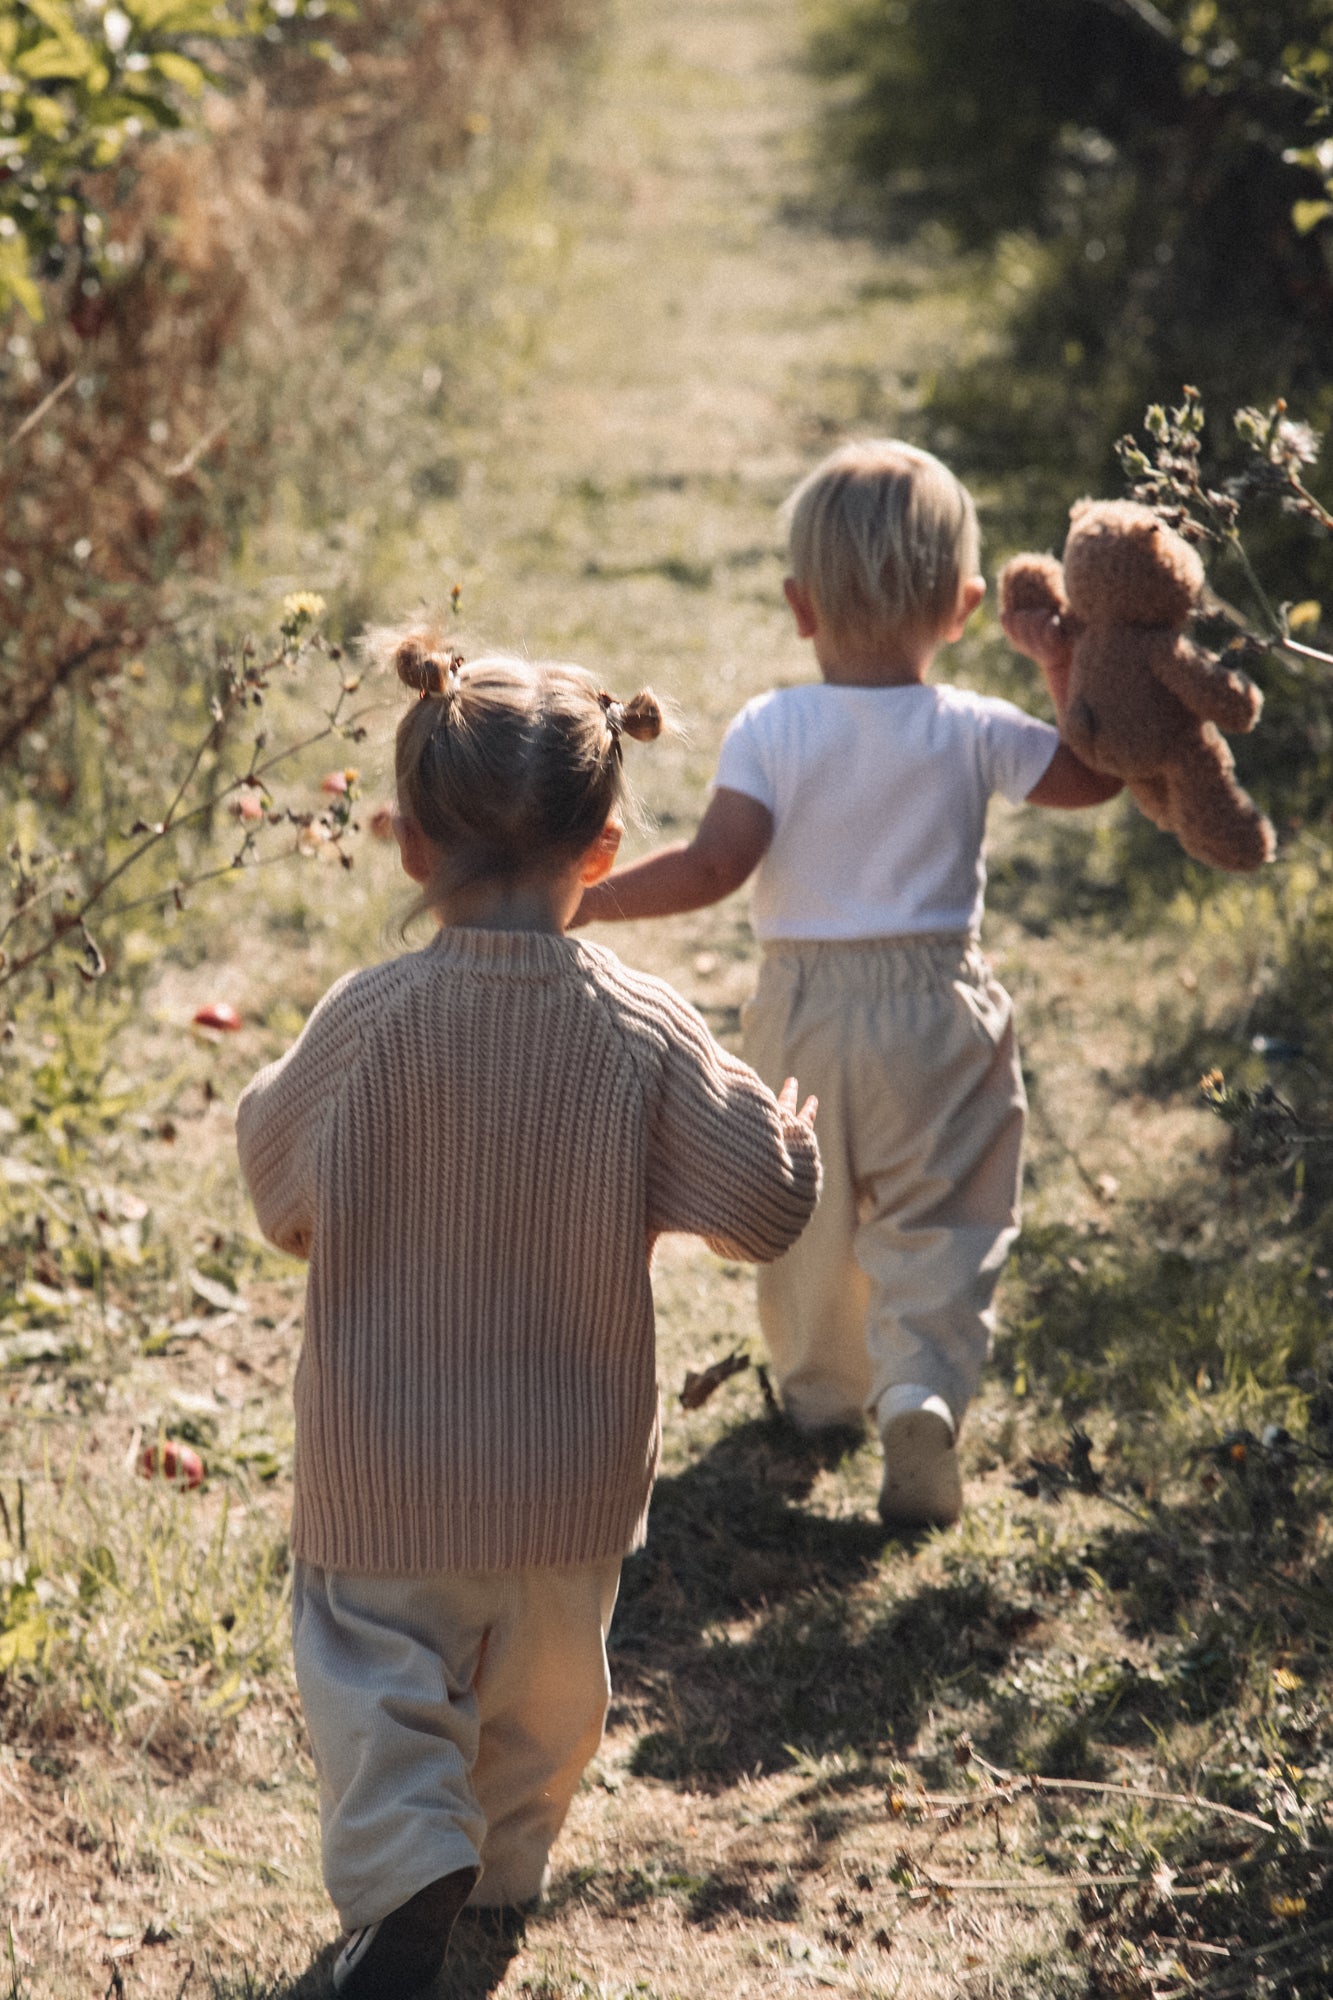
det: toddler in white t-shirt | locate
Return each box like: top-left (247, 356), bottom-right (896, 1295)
top-left (576, 439), bottom-right (1119, 1528)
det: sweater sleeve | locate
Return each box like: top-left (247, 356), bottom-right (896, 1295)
top-left (644, 988), bottom-right (821, 1261)
top-left (234, 969), bottom-right (365, 1258)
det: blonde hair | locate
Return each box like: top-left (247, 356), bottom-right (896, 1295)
top-left (383, 631), bottom-right (662, 909)
top-left (784, 439), bottom-right (980, 644)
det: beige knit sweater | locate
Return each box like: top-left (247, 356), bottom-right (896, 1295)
top-left (236, 927), bottom-right (820, 1575)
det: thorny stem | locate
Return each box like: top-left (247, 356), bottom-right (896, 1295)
top-left (1282, 634), bottom-right (1333, 670)
top-left (1188, 481), bottom-right (1288, 646)
top-left (98, 845), bottom-right (312, 926)
top-left (0, 663), bottom-right (376, 990)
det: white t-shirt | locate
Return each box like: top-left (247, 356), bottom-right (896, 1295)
top-left (713, 681), bottom-right (1059, 941)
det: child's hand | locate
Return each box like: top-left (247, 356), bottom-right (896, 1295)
top-left (778, 1076), bottom-right (818, 1127)
top-left (999, 602), bottom-right (1077, 676)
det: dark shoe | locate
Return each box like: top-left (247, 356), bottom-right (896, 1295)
top-left (332, 1864), bottom-right (479, 1999)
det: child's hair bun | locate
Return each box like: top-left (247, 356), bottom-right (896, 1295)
top-left (393, 633), bottom-right (450, 697)
top-left (620, 688), bottom-right (664, 743)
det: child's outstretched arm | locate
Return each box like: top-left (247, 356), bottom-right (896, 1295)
top-left (575, 787), bottom-right (772, 925)
top-left (1026, 743), bottom-right (1125, 809)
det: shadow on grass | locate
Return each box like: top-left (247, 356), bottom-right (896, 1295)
top-left (610, 1416), bottom-right (1036, 1788)
top-left (208, 1946), bottom-right (336, 2000)
top-left (444, 1908), bottom-right (528, 1999)
top-left (211, 1911), bottom-right (523, 2000)
top-left (613, 1414), bottom-right (882, 1655)
top-left (208, 1912), bottom-right (520, 2000)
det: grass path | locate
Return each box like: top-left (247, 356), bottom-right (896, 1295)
top-left (2, 2), bottom-right (1282, 1996)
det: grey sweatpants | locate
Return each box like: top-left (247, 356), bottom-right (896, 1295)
top-left (742, 934), bottom-right (1026, 1433)
top-left (292, 1556), bottom-right (622, 1931)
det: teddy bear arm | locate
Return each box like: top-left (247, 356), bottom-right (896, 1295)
top-left (999, 604), bottom-right (1075, 683)
top-left (1152, 638), bottom-right (1262, 734)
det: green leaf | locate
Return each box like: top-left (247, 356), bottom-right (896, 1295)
top-left (149, 49), bottom-right (207, 95)
top-left (0, 235), bottom-right (44, 322)
top-left (126, 0), bottom-right (231, 32)
top-left (0, 1610), bottom-right (50, 1671)
top-left (14, 35), bottom-right (94, 81)
top-left (21, 0), bottom-right (87, 46)
top-left (1293, 199), bottom-right (1333, 236)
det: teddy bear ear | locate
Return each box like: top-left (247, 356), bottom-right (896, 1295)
top-left (1069, 497), bottom-right (1094, 522)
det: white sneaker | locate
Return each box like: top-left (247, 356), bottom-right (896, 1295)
top-left (878, 1393), bottom-right (963, 1529)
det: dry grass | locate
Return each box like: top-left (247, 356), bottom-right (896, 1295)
top-left (0, 0), bottom-right (589, 768)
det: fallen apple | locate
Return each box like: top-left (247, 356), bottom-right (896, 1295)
top-left (193, 1002), bottom-right (242, 1031)
top-left (139, 1440), bottom-right (205, 1489)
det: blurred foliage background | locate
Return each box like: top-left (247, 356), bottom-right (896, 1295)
top-left (810, 0), bottom-right (1333, 541)
top-left (0, 0), bottom-right (583, 792)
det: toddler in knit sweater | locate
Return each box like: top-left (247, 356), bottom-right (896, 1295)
top-left (236, 636), bottom-right (820, 1999)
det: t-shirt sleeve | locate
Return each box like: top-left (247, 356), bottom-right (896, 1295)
top-left (712, 698), bottom-right (776, 810)
top-left (977, 697), bottom-right (1061, 803)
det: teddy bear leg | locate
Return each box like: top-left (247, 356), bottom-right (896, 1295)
top-left (1128, 773), bottom-right (1173, 832)
top-left (1164, 730), bottom-right (1275, 873)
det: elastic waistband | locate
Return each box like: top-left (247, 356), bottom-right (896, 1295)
top-left (758, 932), bottom-right (990, 995)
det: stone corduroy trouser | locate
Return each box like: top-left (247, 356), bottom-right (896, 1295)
top-left (293, 1556), bottom-right (622, 1931)
top-left (742, 934), bottom-right (1026, 1434)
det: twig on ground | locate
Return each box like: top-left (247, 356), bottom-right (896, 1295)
top-left (954, 1754), bottom-right (1278, 1838)
top-left (166, 407), bottom-right (243, 480)
top-left (7, 371), bottom-right (76, 448)
top-left (891, 1872), bottom-right (1208, 1897)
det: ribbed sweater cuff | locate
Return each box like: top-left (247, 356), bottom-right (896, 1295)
top-left (291, 1489), bottom-right (654, 1576)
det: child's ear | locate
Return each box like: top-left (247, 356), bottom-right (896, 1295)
top-left (944, 576), bottom-right (986, 640)
top-left (393, 811), bottom-right (439, 886)
top-left (783, 576), bottom-right (819, 639)
top-left (580, 818), bottom-right (622, 887)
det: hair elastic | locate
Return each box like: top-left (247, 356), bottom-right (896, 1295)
top-left (597, 689), bottom-right (626, 739)
top-left (417, 654), bottom-right (464, 702)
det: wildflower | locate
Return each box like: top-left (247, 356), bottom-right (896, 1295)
top-left (283, 591), bottom-right (326, 624)
top-left (281, 592), bottom-right (328, 641)
top-left (1272, 416), bottom-right (1320, 469)
top-left (298, 823), bottom-right (332, 856)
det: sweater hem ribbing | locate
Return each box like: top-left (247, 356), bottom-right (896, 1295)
top-left (290, 1492), bottom-right (653, 1577)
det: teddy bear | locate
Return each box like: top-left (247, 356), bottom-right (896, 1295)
top-left (999, 498), bottom-right (1275, 873)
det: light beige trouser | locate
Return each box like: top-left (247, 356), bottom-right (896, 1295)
top-left (292, 1556), bottom-right (621, 1931)
top-left (742, 935), bottom-right (1026, 1434)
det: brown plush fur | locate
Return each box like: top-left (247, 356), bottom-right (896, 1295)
top-left (999, 500), bottom-right (1275, 873)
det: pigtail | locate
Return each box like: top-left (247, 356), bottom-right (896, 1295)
top-left (597, 685), bottom-right (664, 749)
top-left (384, 628), bottom-right (465, 708)
top-left (620, 689), bottom-right (664, 743)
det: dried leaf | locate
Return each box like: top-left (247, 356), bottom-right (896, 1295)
top-left (679, 1347), bottom-right (750, 1410)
